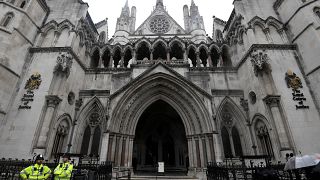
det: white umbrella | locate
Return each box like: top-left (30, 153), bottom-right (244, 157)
top-left (295, 155), bottom-right (319, 169)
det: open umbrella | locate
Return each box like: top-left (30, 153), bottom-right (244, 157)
top-left (295, 155), bottom-right (319, 169)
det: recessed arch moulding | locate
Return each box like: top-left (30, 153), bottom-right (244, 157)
top-left (106, 71), bottom-right (220, 170)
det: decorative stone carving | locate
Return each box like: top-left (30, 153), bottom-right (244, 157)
top-left (45, 95), bottom-right (62, 108)
top-left (54, 52), bottom-right (73, 76)
top-left (240, 98), bottom-right (249, 112)
top-left (250, 50), bottom-right (271, 76)
top-left (263, 95), bottom-right (280, 107)
top-left (75, 99), bottom-right (83, 111)
top-left (222, 109), bottom-right (233, 128)
top-left (285, 70), bottom-right (302, 90)
top-left (89, 110), bottom-right (101, 127)
top-left (149, 15), bottom-right (170, 34)
top-left (25, 72), bottom-right (42, 91)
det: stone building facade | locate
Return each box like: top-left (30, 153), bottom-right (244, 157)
top-left (1, 0), bottom-right (320, 178)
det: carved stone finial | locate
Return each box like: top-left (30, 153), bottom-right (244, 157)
top-left (54, 52), bottom-right (73, 76)
top-left (250, 50), bottom-right (271, 76)
top-left (45, 95), bottom-right (62, 108)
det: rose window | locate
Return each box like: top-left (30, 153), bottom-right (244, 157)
top-left (149, 16), bottom-right (170, 34)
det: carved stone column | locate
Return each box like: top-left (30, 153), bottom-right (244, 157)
top-left (196, 52), bottom-right (201, 67)
top-left (183, 49), bottom-right (188, 62)
top-left (35, 95), bottom-right (62, 154)
top-left (213, 133), bottom-right (223, 163)
top-left (99, 132), bottom-right (110, 162)
top-left (166, 48), bottom-right (170, 61)
top-left (264, 95), bottom-right (292, 158)
top-left (109, 53), bottom-right (114, 68)
top-left (128, 137), bottom-right (134, 167)
top-left (119, 52), bottom-right (125, 68)
top-left (150, 49), bottom-right (154, 61)
top-left (187, 137), bottom-right (194, 167)
top-left (132, 49), bottom-right (137, 64)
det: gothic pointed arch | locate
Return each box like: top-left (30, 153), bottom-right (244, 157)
top-left (73, 96), bottom-right (106, 154)
top-left (109, 64), bottom-right (213, 136)
top-left (198, 45), bottom-right (208, 67)
top-left (221, 44), bottom-right (232, 67)
top-left (169, 37), bottom-right (185, 49)
top-left (135, 38), bottom-right (152, 50)
top-left (57, 20), bottom-right (74, 33)
top-left (90, 47), bottom-right (100, 68)
top-left (251, 114), bottom-right (277, 158)
top-left (136, 40), bottom-right (151, 60)
top-left (113, 46), bottom-right (122, 68)
top-left (101, 45), bottom-right (112, 67)
top-left (152, 40), bottom-right (167, 60)
top-left (187, 45), bottom-right (197, 67)
top-left (209, 44), bottom-right (220, 67)
top-left (217, 97), bottom-right (250, 157)
top-left (47, 113), bottom-right (72, 157)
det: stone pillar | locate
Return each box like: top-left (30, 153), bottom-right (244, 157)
top-left (264, 95), bottom-right (292, 158)
top-left (191, 137), bottom-right (198, 167)
top-left (166, 48), bottom-right (170, 61)
top-left (213, 133), bottom-right (223, 163)
top-left (196, 52), bottom-right (201, 67)
top-left (117, 136), bottom-right (124, 166)
top-left (124, 136), bottom-right (130, 167)
top-left (67, 99), bottom-right (83, 153)
top-left (205, 135), bottom-right (212, 162)
top-left (150, 49), bottom-right (154, 61)
top-left (128, 137), bottom-right (134, 167)
top-left (183, 49), bottom-right (188, 62)
top-left (100, 132), bottom-right (110, 162)
top-left (119, 52), bottom-right (125, 68)
top-left (110, 134), bottom-right (117, 162)
top-left (35, 95), bottom-right (62, 154)
top-left (109, 53), bottom-right (114, 68)
top-left (207, 54), bottom-right (213, 67)
top-left (132, 49), bottom-right (137, 64)
top-left (187, 137), bottom-right (194, 167)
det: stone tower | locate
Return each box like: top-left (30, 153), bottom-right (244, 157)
top-left (183, 0), bottom-right (206, 43)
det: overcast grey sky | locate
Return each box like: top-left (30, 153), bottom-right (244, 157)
top-left (84, 0), bottom-right (234, 37)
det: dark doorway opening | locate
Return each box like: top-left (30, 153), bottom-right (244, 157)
top-left (133, 100), bottom-right (188, 174)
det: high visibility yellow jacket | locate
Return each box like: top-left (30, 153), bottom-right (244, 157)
top-left (20, 163), bottom-right (51, 180)
top-left (53, 162), bottom-right (73, 180)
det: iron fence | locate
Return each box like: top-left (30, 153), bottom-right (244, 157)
top-left (0, 158), bottom-right (112, 180)
top-left (207, 161), bottom-right (316, 180)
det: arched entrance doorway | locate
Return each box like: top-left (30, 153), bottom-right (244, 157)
top-left (133, 100), bottom-right (188, 173)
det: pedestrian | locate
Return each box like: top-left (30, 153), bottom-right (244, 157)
top-left (53, 154), bottom-right (73, 180)
top-left (20, 154), bottom-right (52, 180)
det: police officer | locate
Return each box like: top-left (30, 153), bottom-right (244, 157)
top-left (20, 154), bottom-right (52, 180)
top-left (53, 154), bottom-right (73, 180)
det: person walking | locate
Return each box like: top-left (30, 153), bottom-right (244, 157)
top-left (53, 154), bottom-right (73, 180)
top-left (20, 154), bottom-right (52, 180)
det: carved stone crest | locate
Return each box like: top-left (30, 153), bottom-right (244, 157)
top-left (250, 50), bottom-right (271, 76)
top-left (25, 72), bottom-right (42, 90)
top-left (54, 52), bottom-right (73, 76)
top-left (285, 70), bottom-right (302, 90)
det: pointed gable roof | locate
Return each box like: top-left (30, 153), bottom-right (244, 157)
top-left (134, 1), bottom-right (187, 35)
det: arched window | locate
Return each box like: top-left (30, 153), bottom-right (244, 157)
top-left (221, 108), bottom-right (244, 158)
top-left (188, 47), bottom-right (197, 67)
top-left (1, 12), bottom-right (14, 28)
top-left (210, 47), bottom-right (220, 67)
top-left (314, 7), bottom-right (320, 19)
top-left (255, 120), bottom-right (274, 157)
top-left (52, 119), bottom-right (70, 156)
top-left (199, 47), bottom-right (208, 67)
top-left (20, 1), bottom-right (26, 8)
top-left (153, 42), bottom-right (167, 60)
top-left (113, 48), bottom-right (121, 68)
top-left (123, 49), bottom-right (132, 68)
top-left (80, 110), bottom-right (102, 156)
top-left (102, 49), bottom-right (111, 68)
top-left (221, 45), bottom-right (232, 67)
top-left (90, 49), bottom-right (100, 68)
top-left (221, 127), bottom-right (232, 158)
top-left (136, 42), bottom-right (150, 60)
top-left (170, 42), bottom-right (183, 60)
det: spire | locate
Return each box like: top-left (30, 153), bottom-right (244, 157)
top-left (125, 0), bottom-right (129, 8)
top-left (156, 0), bottom-right (164, 8)
top-left (121, 0), bottom-right (130, 17)
top-left (191, 0), bottom-right (195, 6)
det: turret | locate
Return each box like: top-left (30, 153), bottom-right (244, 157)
top-left (183, 0), bottom-right (206, 43)
top-left (114, 0), bottom-right (136, 44)
top-left (183, 5), bottom-right (190, 31)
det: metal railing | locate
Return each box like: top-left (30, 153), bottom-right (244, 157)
top-left (207, 161), bottom-right (316, 180)
top-left (0, 158), bottom-right (112, 180)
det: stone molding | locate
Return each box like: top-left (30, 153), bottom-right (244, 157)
top-left (263, 95), bottom-right (281, 107)
top-left (211, 89), bottom-right (244, 97)
top-left (45, 95), bottom-right (62, 108)
top-left (79, 90), bottom-right (110, 98)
